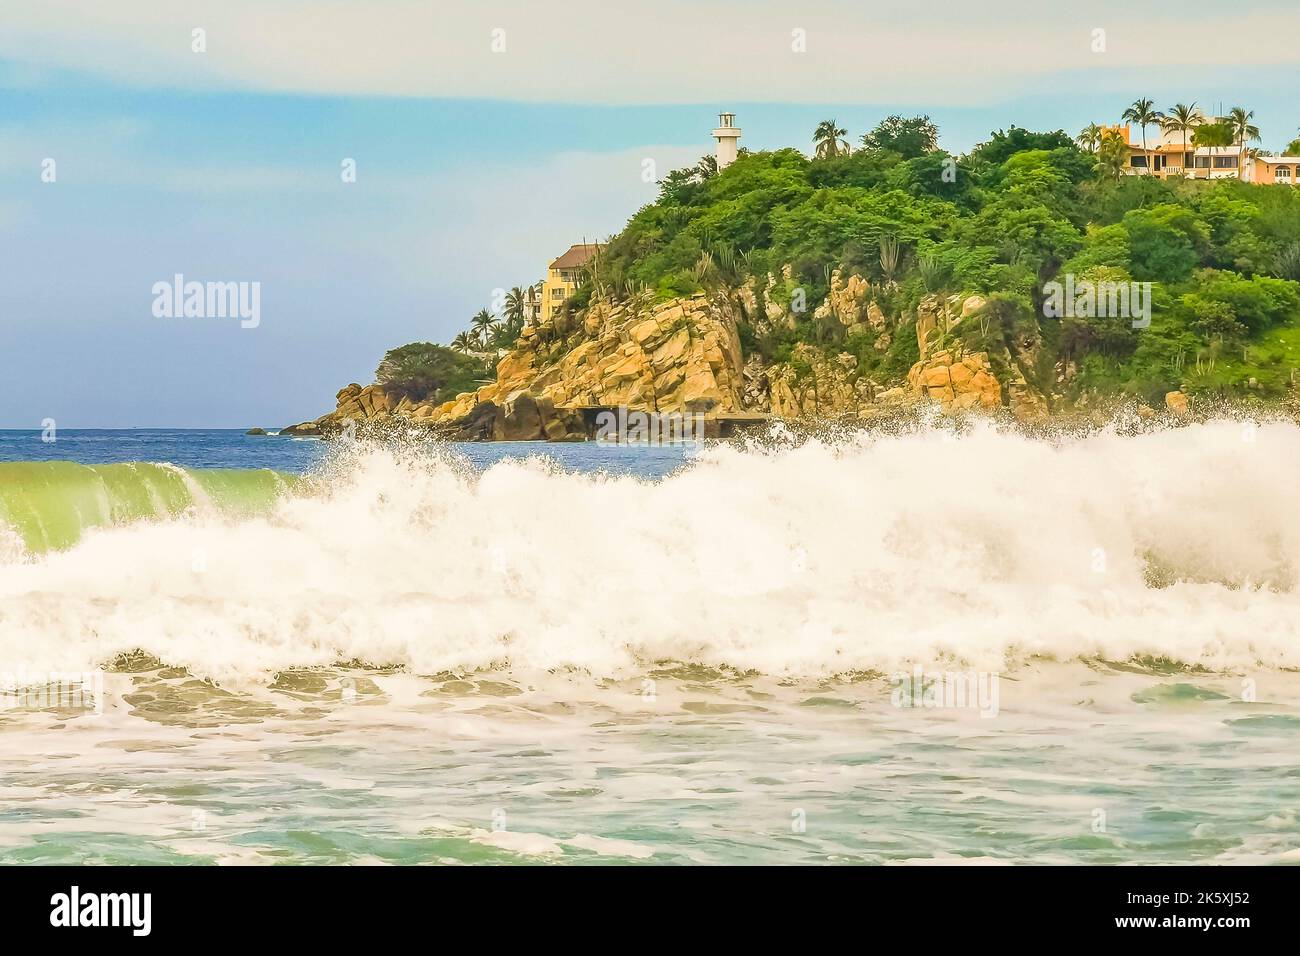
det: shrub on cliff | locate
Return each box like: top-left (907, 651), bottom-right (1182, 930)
top-left (1121, 204), bottom-right (1208, 284)
top-left (375, 343), bottom-right (490, 404)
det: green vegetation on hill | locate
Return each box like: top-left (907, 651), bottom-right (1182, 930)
top-left (567, 115), bottom-right (1300, 407)
top-left (367, 112), bottom-right (1300, 416)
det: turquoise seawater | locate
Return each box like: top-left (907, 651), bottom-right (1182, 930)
top-left (4, 663), bottom-right (1298, 865)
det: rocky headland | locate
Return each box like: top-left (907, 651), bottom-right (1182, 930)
top-left (283, 268), bottom-right (1205, 441)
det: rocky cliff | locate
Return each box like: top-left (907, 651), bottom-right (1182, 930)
top-left (284, 274), bottom-right (1067, 440)
top-left (285, 292), bottom-right (747, 439)
top-left (434, 292), bottom-right (746, 422)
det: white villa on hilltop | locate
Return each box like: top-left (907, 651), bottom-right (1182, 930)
top-left (1105, 119), bottom-right (1298, 183)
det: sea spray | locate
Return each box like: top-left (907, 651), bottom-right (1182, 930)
top-left (1, 421), bottom-right (1298, 682)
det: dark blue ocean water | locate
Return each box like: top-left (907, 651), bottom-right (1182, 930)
top-left (0, 429), bottom-right (694, 478)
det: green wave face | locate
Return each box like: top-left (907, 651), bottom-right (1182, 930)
top-left (0, 462), bottom-right (294, 554)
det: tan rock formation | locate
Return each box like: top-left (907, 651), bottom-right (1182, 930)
top-left (814, 270), bottom-right (871, 332)
top-left (292, 277), bottom-right (1025, 440)
top-left (915, 293), bottom-right (987, 361)
top-left (907, 349), bottom-right (1002, 413)
top-left (767, 345), bottom-right (869, 418)
top-left (294, 294), bottom-right (748, 440)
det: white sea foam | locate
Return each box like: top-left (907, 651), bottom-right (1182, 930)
top-left (1, 420), bottom-right (1298, 682)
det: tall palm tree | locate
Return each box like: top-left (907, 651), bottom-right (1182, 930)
top-left (1076, 123), bottom-right (1103, 152)
top-left (1227, 106), bottom-right (1261, 180)
top-left (504, 287), bottom-right (526, 326)
top-left (1096, 128), bottom-right (1130, 182)
top-left (1121, 98), bottom-right (1163, 175)
top-left (813, 120), bottom-right (850, 159)
top-left (1160, 103), bottom-right (1203, 178)
top-left (470, 308), bottom-right (495, 346)
top-left (487, 319), bottom-right (520, 351)
top-left (1193, 121), bottom-right (1234, 179)
top-left (450, 332), bottom-right (475, 353)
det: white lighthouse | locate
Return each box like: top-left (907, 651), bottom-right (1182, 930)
top-left (712, 112), bottom-right (742, 170)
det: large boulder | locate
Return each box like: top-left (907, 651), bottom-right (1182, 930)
top-left (815, 269), bottom-right (873, 333)
top-left (915, 294), bottom-right (985, 360)
top-left (500, 391), bottom-right (545, 441)
top-left (280, 421), bottom-right (322, 437)
top-left (535, 397), bottom-right (587, 441)
top-left (455, 401), bottom-right (505, 441)
top-left (907, 349), bottom-right (1002, 412)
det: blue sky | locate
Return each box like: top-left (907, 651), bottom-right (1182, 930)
top-left (2, 1), bottom-right (1299, 427)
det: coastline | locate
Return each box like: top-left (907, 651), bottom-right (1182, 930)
top-left (284, 294), bottom-right (1266, 444)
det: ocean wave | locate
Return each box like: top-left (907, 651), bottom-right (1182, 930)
top-left (1, 420), bottom-right (1298, 680)
top-left (0, 460), bottom-right (292, 553)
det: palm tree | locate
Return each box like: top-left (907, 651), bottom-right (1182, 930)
top-left (450, 332), bottom-right (475, 353)
top-left (1121, 98), bottom-right (1163, 175)
top-left (487, 318), bottom-right (521, 351)
top-left (470, 308), bottom-right (495, 346)
top-left (1160, 103), bottom-right (1202, 178)
top-left (1193, 121), bottom-right (1234, 178)
top-left (1076, 123), bottom-right (1103, 152)
top-left (813, 120), bottom-right (850, 159)
top-left (479, 291), bottom-right (524, 351)
top-left (1096, 128), bottom-right (1130, 182)
top-left (1227, 106), bottom-right (1261, 180)
top-left (504, 287), bottom-right (526, 326)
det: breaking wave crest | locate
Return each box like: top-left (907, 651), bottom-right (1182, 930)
top-left (0, 461), bottom-right (292, 554)
top-left (2, 420), bottom-right (1298, 681)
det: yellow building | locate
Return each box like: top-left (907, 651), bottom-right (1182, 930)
top-left (541, 243), bottom-right (603, 319)
top-left (1251, 156), bottom-right (1300, 185)
top-left (1101, 121), bottom-right (1299, 182)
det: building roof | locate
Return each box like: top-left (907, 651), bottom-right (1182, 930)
top-left (1256, 155), bottom-right (1300, 164)
top-left (549, 243), bottom-right (604, 270)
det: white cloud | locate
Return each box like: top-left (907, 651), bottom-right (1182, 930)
top-left (3, 0), bottom-right (1298, 105)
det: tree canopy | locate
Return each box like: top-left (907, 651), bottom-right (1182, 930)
top-left (375, 343), bottom-right (490, 403)
top-left (859, 115), bottom-right (939, 159)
